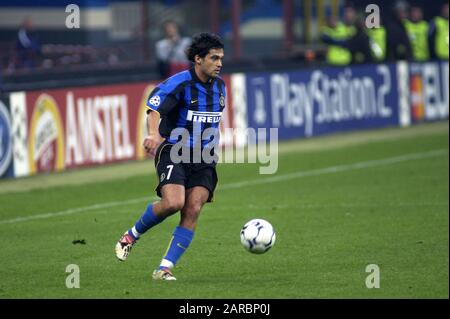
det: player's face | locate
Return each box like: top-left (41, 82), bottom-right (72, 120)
top-left (198, 48), bottom-right (224, 79)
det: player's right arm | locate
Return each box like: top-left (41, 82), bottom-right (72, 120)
top-left (143, 110), bottom-right (163, 157)
top-left (144, 78), bottom-right (183, 157)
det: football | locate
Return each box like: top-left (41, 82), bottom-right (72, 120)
top-left (240, 219), bottom-right (276, 254)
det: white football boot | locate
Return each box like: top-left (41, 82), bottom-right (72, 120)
top-left (152, 267), bottom-right (177, 281)
top-left (115, 232), bottom-right (136, 261)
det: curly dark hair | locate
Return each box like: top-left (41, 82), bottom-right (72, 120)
top-left (186, 32), bottom-right (224, 62)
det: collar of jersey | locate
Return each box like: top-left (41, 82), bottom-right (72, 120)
top-left (190, 67), bottom-right (215, 86)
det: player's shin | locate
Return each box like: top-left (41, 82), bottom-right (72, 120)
top-left (128, 203), bottom-right (165, 240)
top-left (159, 226), bottom-right (194, 269)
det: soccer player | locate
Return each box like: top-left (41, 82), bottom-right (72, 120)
top-left (115, 32), bottom-right (226, 281)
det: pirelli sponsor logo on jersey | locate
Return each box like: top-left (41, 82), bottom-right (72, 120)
top-left (187, 110), bottom-right (222, 123)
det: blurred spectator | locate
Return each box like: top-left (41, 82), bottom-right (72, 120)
top-left (335, 5), bottom-right (376, 65)
top-left (343, 4), bottom-right (357, 29)
top-left (320, 8), bottom-right (356, 66)
top-left (14, 18), bottom-right (41, 69)
top-left (428, 3), bottom-right (449, 60)
top-left (404, 6), bottom-right (429, 61)
top-left (155, 20), bottom-right (191, 78)
top-left (385, 0), bottom-right (413, 61)
top-left (366, 15), bottom-right (387, 62)
top-left (347, 17), bottom-right (374, 64)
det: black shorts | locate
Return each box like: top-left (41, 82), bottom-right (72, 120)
top-left (154, 141), bottom-right (218, 202)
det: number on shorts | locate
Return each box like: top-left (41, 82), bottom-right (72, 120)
top-left (166, 165), bottom-right (174, 180)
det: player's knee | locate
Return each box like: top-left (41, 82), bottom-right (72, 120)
top-left (162, 198), bottom-right (184, 213)
top-left (190, 202), bottom-right (203, 215)
top-left (183, 198), bottom-right (203, 215)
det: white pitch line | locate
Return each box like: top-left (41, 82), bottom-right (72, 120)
top-left (219, 148), bottom-right (448, 190)
top-left (0, 149), bottom-right (447, 225)
top-left (0, 197), bottom-right (155, 225)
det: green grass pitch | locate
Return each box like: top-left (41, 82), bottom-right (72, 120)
top-left (0, 122), bottom-right (448, 298)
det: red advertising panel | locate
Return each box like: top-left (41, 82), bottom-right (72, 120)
top-left (24, 82), bottom-right (157, 175)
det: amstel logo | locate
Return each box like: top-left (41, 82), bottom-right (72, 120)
top-left (28, 94), bottom-right (65, 174)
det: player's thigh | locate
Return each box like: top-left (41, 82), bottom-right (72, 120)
top-left (154, 145), bottom-right (187, 210)
top-left (185, 166), bottom-right (218, 202)
top-left (155, 145), bottom-right (186, 190)
top-left (160, 184), bottom-right (186, 208)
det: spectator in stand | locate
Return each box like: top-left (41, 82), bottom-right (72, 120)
top-left (385, 0), bottom-right (413, 61)
top-left (347, 16), bottom-right (374, 64)
top-left (155, 20), bottom-right (191, 78)
top-left (367, 16), bottom-right (387, 62)
top-left (343, 3), bottom-right (357, 30)
top-left (404, 6), bottom-right (429, 61)
top-left (320, 8), bottom-right (355, 66)
top-left (341, 4), bottom-right (373, 64)
top-left (428, 2), bottom-right (449, 60)
top-left (15, 18), bottom-right (41, 69)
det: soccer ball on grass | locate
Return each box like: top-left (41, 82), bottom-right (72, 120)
top-left (240, 219), bottom-right (276, 254)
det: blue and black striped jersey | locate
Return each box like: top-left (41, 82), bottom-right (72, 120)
top-left (146, 68), bottom-right (226, 149)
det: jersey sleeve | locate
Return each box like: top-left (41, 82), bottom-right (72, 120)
top-left (146, 82), bottom-right (181, 115)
